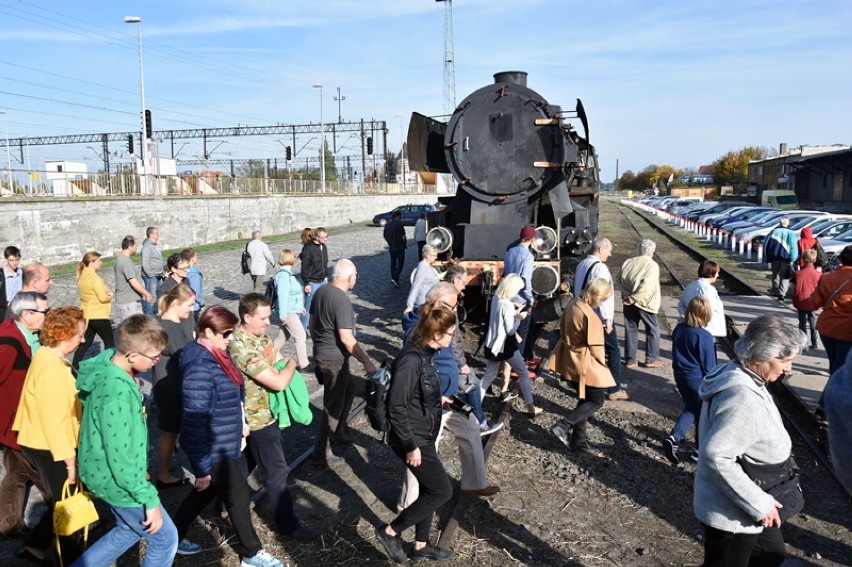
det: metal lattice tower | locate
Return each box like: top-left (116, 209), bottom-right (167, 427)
top-left (440, 0), bottom-right (456, 115)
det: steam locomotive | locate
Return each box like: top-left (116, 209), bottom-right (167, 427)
top-left (407, 71), bottom-right (600, 304)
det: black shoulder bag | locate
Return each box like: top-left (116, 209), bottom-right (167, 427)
top-left (736, 456), bottom-right (804, 524)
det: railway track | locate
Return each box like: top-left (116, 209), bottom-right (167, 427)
top-left (619, 202), bottom-right (842, 490)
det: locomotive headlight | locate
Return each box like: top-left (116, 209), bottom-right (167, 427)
top-left (531, 226), bottom-right (557, 254)
top-left (531, 264), bottom-right (559, 296)
top-left (427, 226), bottom-right (453, 254)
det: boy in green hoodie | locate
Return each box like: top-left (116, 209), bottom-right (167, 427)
top-left (73, 315), bottom-right (182, 566)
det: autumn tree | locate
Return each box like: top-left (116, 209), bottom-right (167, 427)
top-left (712, 146), bottom-right (768, 191)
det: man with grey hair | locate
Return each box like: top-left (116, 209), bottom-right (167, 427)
top-left (309, 258), bottom-right (377, 466)
top-left (618, 239), bottom-right (663, 368)
top-left (574, 237), bottom-right (627, 399)
top-left (764, 216), bottom-right (798, 301)
top-left (140, 226), bottom-right (163, 314)
top-left (247, 229), bottom-right (275, 292)
top-left (0, 292), bottom-right (49, 538)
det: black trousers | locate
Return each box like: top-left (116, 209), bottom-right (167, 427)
top-left (560, 385), bottom-right (606, 443)
top-left (173, 458), bottom-right (261, 559)
top-left (246, 422), bottom-right (300, 534)
top-left (702, 523), bottom-right (785, 567)
top-left (21, 447), bottom-right (83, 563)
top-left (389, 443), bottom-right (452, 543)
top-left (603, 325), bottom-right (623, 393)
top-left (313, 358), bottom-right (356, 460)
top-left (72, 318), bottom-right (116, 370)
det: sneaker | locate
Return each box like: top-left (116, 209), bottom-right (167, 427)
top-left (460, 485), bottom-right (500, 497)
top-left (241, 549), bottom-right (283, 567)
top-left (176, 539), bottom-right (202, 556)
top-left (606, 389), bottom-right (629, 401)
top-left (663, 436), bottom-right (679, 465)
top-left (374, 524), bottom-right (407, 564)
top-left (690, 451), bottom-right (699, 463)
top-left (480, 420), bottom-right (504, 437)
top-left (623, 360), bottom-right (638, 368)
top-left (411, 543), bottom-right (454, 562)
top-left (499, 390), bottom-right (518, 403)
top-left (551, 421), bottom-right (571, 449)
top-left (641, 358), bottom-right (665, 368)
top-left (523, 406), bottom-right (544, 419)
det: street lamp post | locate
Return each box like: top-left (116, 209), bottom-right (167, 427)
top-left (395, 114), bottom-right (406, 192)
top-left (124, 16), bottom-right (148, 194)
top-left (312, 84), bottom-right (325, 192)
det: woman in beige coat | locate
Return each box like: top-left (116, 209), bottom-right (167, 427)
top-left (548, 278), bottom-right (615, 452)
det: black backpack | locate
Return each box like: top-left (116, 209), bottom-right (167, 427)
top-left (240, 243), bottom-right (251, 275)
top-left (265, 279), bottom-right (278, 309)
top-left (366, 362), bottom-right (392, 434)
top-left (812, 242), bottom-right (828, 268)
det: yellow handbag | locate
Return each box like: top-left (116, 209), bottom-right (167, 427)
top-left (53, 480), bottom-right (98, 566)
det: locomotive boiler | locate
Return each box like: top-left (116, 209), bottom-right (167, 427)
top-left (407, 70), bottom-right (600, 304)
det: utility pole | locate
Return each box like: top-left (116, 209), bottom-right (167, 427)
top-left (437, 0), bottom-right (456, 116)
top-left (334, 87), bottom-right (345, 124)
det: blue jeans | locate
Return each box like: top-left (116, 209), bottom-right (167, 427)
top-left (389, 249), bottom-right (405, 282)
top-left (301, 280), bottom-right (327, 329)
top-left (671, 373), bottom-right (703, 445)
top-left (71, 504), bottom-right (177, 567)
top-left (604, 325), bottom-right (623, 394)
top-left (818, 334), bottom-right (852, 408)
top-left (141, 274), bottom-right (159, 315)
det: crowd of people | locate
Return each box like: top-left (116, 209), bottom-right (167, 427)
top-left (1, 214), bottom-right (851, 566)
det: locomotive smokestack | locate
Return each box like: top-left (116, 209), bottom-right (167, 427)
top-left (493, 71), bottom-right (527, 87)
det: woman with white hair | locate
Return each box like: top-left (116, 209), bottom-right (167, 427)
top-left (405, 245), bottom-right (439, 314)
top-left (478, 274), bottom-right (542, 418)
top-left (694, 314), bottom-right (806, 566)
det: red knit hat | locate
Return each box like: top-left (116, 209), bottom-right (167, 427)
top-left (520, 225), bottom-right (537, 242)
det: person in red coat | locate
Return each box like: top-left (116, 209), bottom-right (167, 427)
top-left (0, 292), bottom-right (49, 540)
top-left (793, 249), bottom-right (820, 350)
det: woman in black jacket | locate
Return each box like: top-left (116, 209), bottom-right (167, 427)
top-left (374, 304), bottom-right (456, 564)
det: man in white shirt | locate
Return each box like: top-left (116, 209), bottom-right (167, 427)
top-left (573, 237), bottom-right (628, 400)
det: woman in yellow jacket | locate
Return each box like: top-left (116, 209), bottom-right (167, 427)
top-left (14, 306), bottom-right (86, 563)
top-left (547, 278), bottom-right (616, 452)
top-left (72, 251), bottom-right (114, 370)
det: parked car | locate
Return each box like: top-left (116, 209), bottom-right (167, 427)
top-left (372, 203), bottom-right (439, 227)
top-left (750, 214), bottom-right (829, 246)
top-left (687, 201), bottom-right (751, 222)
top-left (808, 216), bottom-right (852, 240)
top-left (711, 207), bottom-right (775, 229)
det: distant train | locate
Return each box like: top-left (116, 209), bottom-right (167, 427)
top-left (407, 70), bottom-right (600, 306)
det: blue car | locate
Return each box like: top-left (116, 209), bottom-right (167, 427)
top-left (372, 203), bottom-right (440, 227)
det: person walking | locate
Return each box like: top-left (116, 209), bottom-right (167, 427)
top-left (573, 237), bottom-right (626, 400)
top-left (677, 259), bottom-right (726, 340)
top-left (273, 250), bottom-right (309, 370)
top-left (72, 315), bottom-right (179, 566)
top-left (182, 248), bottom-right (205, 325)
top-left (173, 306), bottom-right (284, 565)
top-left (663, 296), bottom-right (717, 465)
top-left (384, 211), bottom-right (407, 287)
top-left (618, 238), bottom-right (664, 368)
top-left (247, 230), bottom-right (275, 293)
top-left (792, 250), bottom-right (820, 351)
top-left (764, 217), bottom-right (798, 301)
top-left (114, 236), bottom-right (153, 324)
top-left (503, 225), bottom-right (539, 370)
top-left (13, 307), bottom-right (86, 564)
top-left (694, 315), bottom-right (806, 566)
top-left (0, 246), bottom-right (23, 320)
top-left (140, 227), bottom-right (164, 315)
top-left (374, 304), bottom-right (455, 564)
top-left (309, 259), bottom-right (376, 466)
top-left (73, 251), bottom-right (115, 370)
top-left (413, 213), bottom-right (427, 261)
top-left (405, 245), bottom-right (439, 313)
top-left (548, 279), bottom-right (616, 452)
top-left (300, 227), bottom-right (329, 329)
top-left (157, 254), bottom-right (190, 299)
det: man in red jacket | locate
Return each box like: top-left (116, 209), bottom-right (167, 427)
top-left (793, 249), bottom-right (820, 350)
top-left (0, 292), bottom-right (49, 537)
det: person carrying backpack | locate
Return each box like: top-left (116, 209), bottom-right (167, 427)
top-left (373, 304), bottom-right (455, 564)
top-left (797, 226), bottom-right (827, 270)
top-left (272, 250), bottom-right (309, 370)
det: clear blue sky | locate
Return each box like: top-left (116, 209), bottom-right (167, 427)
top-left (1, 0), bottom-right (850, 181)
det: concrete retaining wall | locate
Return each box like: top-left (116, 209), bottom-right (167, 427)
top-left (0, 194), bottom-right (436, 266)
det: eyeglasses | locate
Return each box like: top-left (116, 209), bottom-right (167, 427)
top-left (440, 300), bottom-right (458, 310)
top-left (221, 329), bottom-right (234, 339)
top-left (28, 308), bottom-right (50, 315)
top-left (133, 352), bottom-right (162, 364)
top-left (443, 330), bottom-right (456, 338)
top-left (176, 265), bottom-right (189, 271)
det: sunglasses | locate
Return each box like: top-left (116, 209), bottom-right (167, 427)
top-left (28, 308), bottom-right (51, 315)
top-left (222, 329), bottom-right (234, 339)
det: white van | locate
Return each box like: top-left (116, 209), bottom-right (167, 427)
top-left (761, 190), bottom-right (799, 210)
